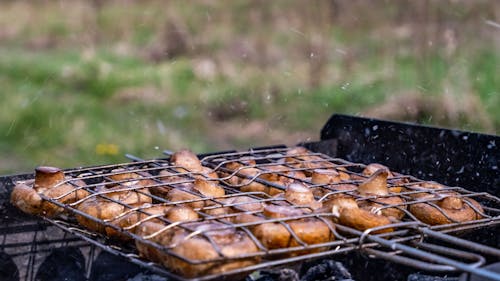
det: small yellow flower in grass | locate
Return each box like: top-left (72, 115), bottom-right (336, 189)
top-left (95, 143), bottom-right (119, 155)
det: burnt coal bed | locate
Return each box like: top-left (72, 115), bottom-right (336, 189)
top-left (1, 114), bottom-right (498, 281)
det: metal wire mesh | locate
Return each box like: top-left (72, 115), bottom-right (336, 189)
top-left (13, 147), bottom-right (500, 280)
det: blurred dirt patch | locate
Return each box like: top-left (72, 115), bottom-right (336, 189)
top-left (207, 120), bottom-right (313, 149)
top-left (110, 86), bottom-right (167, 105)
top-left (208, 99), bottom-right (250, 121)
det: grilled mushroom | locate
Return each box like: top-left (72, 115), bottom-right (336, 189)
top-left (10, 166), bottom-right (89, 217)
top-left (272, 183), bottom-right (323, 210)
top-left (224, 161), bottom-right (283, 196)
top-left (106, 204), bottom-right (200, 241)
top-left (105, 203), bottom-right (170, 241)
top-left (356, 169), bottom-right (406, 220)
top-left (362, 163), bottom-right (406, 192)
top-left (408, 183), bottom-right (484, 225)
top-left (235, 204), bottom-right (333, 256)
top-left (148, 169), bottom-right (192, 198)
top-left (285, 147), bottom-right (335, 174)
top-left (312, 169), bottom-right (350, 184)
top-left (136, 221), bottom-right (259, 278)
top-left (171, 150), bottom-right (218, 179)
top-left (135, 206), bottom-right (201, 270)
top-left (166, 178), bottom-right (225, 209)
top-left (76, 179), bottom-right (152, 235)
top-left (330, 197), bottom-right (394, 233)
top-left (311, 168), bottom-right (352, 197)
top-left (201, 195), bottom-right (264, 220)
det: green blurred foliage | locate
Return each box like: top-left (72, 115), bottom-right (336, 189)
top-left (0, 0), bottom-right (498, 173)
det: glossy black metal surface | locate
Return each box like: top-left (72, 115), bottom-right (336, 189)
top-left (319, 114), bottom-right (499, 196)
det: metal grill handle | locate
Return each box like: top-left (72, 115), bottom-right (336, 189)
top-left (362, 231), bottom-right (500, 281)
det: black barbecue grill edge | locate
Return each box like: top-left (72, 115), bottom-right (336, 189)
top-left (306, 114), bottom-right (499, 197)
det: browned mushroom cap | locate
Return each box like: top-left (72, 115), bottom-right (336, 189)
top-left (318, 184), bottom-right (358, 211)
top-left (170, 150), bottom-right (219, 179)
top-left (405, 181), bottom-right (449, 199)
top-left (409, 192), bottom-right (484, 225)
top-left (284, 183), bottom-right (322, 210)
top-left (134, 207), bottom-right (202, 270)
top-left (263, 204), bottom-right (303, 219)
top-left (165, 206), bottom-right (200, 222)
top-left (312, 169), bottom-right (342, 185)
top-left (159, 170), bottom-right (193, 188)
top-left (104, 184), bottom-right (153, 206)
top-left (76, 196), bottom-right (126, 234)
top-left (362, 164), bottom-right (407, 192)
top-left (223, 158), bottom-right (257, 182)
top-left (223, 161), bottom-right (254, 186)
top-left (166, 187), bottom-right (205, 209)
top-left (166, 179), bottom-right (225, 209)
top-left (201, 195), bottom-right (264, 221)
top-left (171, 150), bottom-right (203, 171)
top-left (227, 164), bottom-right (282, 196)
top-left (105, 203), bottom-right (170, 241)
top-left (249, 205), bottom-right (333, 255)
top-left (107, 170), bottom-right (155, 186)
top-left (149, 170), bottom-right (191, 198)
top-left (329, 197), bottom-right (393, 233)
top-left (363, 163), bottom-right (393, 177)
top-left (313, 168), bottom-right (350, 183)
top-left (76, 183), bottom-right (153, 234)
top-left (358, 197), bottom-right (405, 220)
top-left (310, 169), bottom-right (352, 196)
top-left (357, 170), bottom-right (405, 219)
top-left (285, 147), bottom-right (334, 173)
top-left (193, 179), bottom-right (225, 198)
top-left (106, 204), bottom-right (200, 241)
top-left (226, 195), bottom-right (264, 212)
top-left (234, 205), bottom-right (330, 254)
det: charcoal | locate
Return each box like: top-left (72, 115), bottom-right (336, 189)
top-left (127, 272), bottom-right (168, 281)
top-left (0, 251), bottom-right (18, 281)
top-left (35, 247), bottom-right (85, 281)
top-left (247, 268), bottom-right (300, 281)
top-left (90, 251), bottom-right (142, 281)
top-left (300, 259), bottom-right (354, 281)
top-left (407, 273), bottom-right (459, 281)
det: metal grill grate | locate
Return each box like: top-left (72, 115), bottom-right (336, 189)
top-left (13, 147), bottom-right (500, 281)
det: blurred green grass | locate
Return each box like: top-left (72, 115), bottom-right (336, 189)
top-left (0, 1), bottom-right (498, 174)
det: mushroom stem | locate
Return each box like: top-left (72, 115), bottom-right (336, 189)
top-left (34, 166), bottom-right (65, 191)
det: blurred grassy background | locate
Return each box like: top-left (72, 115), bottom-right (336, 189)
top-left (0, 0), bottom-right (498, 174)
